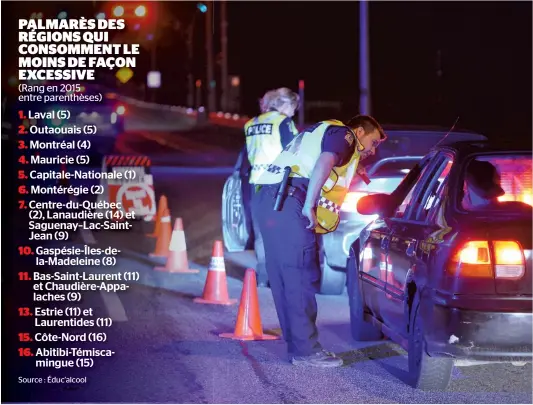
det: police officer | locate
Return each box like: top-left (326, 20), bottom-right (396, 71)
top-left (253, 115), bottom-right (386, 367)
top-left (243, 88), bottom-right (299, 287)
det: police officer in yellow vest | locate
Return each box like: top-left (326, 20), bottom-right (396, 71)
top-left (253, 115), bottom-right (386, 367)
top-left (243, 88), bottom-right (299, 287)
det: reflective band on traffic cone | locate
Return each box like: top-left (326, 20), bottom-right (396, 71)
top-left (149, 208), bottom-right (172, 258)
top-left (154, 218), bottom-right (199, 273)
top-left (220, 268), bottom-right (279, 341)
top-left (194, 241), bottom-right (236, 305)
top-left (146, 195), bottom-right (168, 238)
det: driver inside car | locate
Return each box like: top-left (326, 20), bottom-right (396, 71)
top-left (462, 159), bottom-right (531, 211)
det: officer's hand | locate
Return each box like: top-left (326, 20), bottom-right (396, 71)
top-left (302, 205), bottom-right (317, 230)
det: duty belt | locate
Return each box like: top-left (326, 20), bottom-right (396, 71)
top-left (286, 185), bottom-right (306, 203)
top-left (265, 183), bottom-right (339, 213)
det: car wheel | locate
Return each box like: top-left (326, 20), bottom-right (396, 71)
top-left (319, 258), bottom-right (346, 295)
top-left (408, 295), bottom-right (454, 390)
top-left (346, 255), bottom-right (383, 341)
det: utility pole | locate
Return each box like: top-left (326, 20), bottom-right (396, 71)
top-left (150, 44), bottom-right (157, 102)
top-left (205, 1), bottom-right (216, 112)
top-left (186, 21), bottom-right (195, 107)
top-left (220, 0), bottom-right (229, 112)
top-left (298, 80), bottom-right (305, 129)
top-left (359, 0), bottom-right (371, 115)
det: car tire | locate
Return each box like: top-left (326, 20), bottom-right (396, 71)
top-left (408, 294), bottom-right (454, 390)
top-left (346, 255), bottom-right (383, 341)
top-left (319, 258), bottom-right (346, 295)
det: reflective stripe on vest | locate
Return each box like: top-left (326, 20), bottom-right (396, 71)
top-left (244, 111), bottom-right (297, 184)
top-left (256, 120), bottom-right (361, 234)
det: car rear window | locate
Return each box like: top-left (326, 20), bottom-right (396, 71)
top-left (352, 177), bottom-right (404, 194)
top-left (350, 159), bottom-right (419, 190)
top-left (461, 154), bottom-right (532, 212)
top-left (371, 159), bottom-right (420, 177)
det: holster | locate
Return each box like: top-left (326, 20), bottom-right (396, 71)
top-left (286, 185), bottom-right (306, 204)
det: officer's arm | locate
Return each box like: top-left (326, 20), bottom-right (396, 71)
top-left (279, 117), bottom-right (298, 149)
top-left (304, 152), bottom-right (337, 209)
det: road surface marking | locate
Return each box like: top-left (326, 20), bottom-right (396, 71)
top-left (100, 290), bottom-right (128, 322)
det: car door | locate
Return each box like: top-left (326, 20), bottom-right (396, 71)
top-left (359, 156), bottom-right (431, 321)
top-left (221, 149), bottom-right (252, 252)
top-left (383, 152), bottom-right (454, 332)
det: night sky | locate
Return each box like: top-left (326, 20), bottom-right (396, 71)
top-left (2, 1), bottom-right (532, 142)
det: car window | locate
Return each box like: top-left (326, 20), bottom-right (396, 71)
top-left (403, 155), bottom-right (450, 220)
top-left (460, 154), bottom-right (532, 213)
top-left (414, 157), bottom-right (453, 222)
top-left (393, 161), bottom-right (433, 219)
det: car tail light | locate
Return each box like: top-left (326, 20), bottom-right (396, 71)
top-left (116, 105), bottom-right (126, 115)
top-left (447, 240), bottom-right (525, 279)
top-left (341, 191), bottom-right (368, 213)
top-left (493, 241), bottom-right (525, 279)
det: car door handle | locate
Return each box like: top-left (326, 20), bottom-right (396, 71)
top-left (406, 240), bottom-right (418, 257)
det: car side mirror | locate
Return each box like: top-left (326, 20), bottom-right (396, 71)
top-left (357, 193), bottom-right (396, 218)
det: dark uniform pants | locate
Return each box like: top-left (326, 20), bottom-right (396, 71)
top-left (250, 184), bottom-right (267, 284)
top-left (253, 185), bottom-right (322, 357)
top-left (241, 174), bottom-right (254, 250)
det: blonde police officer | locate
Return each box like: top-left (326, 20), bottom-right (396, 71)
top-left (253, 115), bottom-right (386, 367)
top-left (243, 87), bottom-right (299, 287)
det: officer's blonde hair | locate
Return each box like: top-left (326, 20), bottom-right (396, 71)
top-left (259, 87), bottom-right (299, 113)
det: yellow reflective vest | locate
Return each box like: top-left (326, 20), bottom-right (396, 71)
top-left (244, 111), bottom-right (298, 184)
top-left (256, 120), bottom-right (362, 234)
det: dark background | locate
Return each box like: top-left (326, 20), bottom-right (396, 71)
top-left (0, 2), bottom-right (531, 401)
top-left (2, 1), bottom-right (532, 138)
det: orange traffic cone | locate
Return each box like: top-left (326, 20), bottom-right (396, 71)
top-left (194, 241), bottom-right (237, 305)
top-left (146, 195), bottom-right (168, 238)
top-left (220, 268), bottom-right (279, 341)
top-left (149, 207), bottom-right (172, 258)
top-left (154, 218), bottom-right (199, 273)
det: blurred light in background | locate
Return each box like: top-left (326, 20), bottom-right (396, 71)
top-left (134, 5), bottom-right (146, 17)
top-left (133, 23), bottom-right (141, 30)
top-left (113, 6), bottom-right (124, 17)
top-left (197, 3), bottom-right (207, 13)
top-left (195, 80), bottom-right (202, 88)
top-left (231, 76), bottom-right (240, 87)
top-left (57, 11), bottom-right (67, 19)
top-left (96, 12), bottom-right (106, 19)
top-left (116, 105), bottom-right (126, 115)
top-left (146, 33), bottom-right (154, 41)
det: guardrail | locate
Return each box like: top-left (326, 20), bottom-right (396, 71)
top-left (117, 94), bottom-right (250, 129)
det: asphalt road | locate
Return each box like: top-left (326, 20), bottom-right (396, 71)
top-left (4, 110), bottom-right (532, 403)
top-left (6, 243), bottom-right (532, 403)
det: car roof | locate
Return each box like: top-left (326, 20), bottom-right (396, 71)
top-left (371, 156), bottom-right (423, 164)
top-left (434, 140), bottom-right (532, 157)
top-left (381, 124), bottom-right (481, 135)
